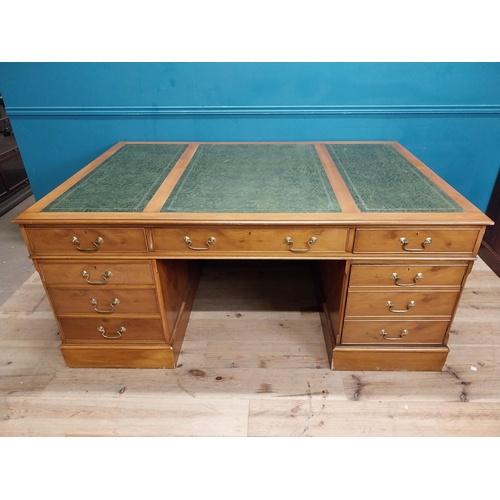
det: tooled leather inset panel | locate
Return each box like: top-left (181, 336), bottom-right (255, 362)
top-left (327, 144), bottom-right (464, 213)
top-left (43, 144), bottom-right (187, 212)
top-left (161, 144), bottom-right (341, 213)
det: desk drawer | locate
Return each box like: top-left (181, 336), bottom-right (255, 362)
top-left (152, 227), bottom-right (348, 255)
top-left (60, 317), bottom-right (165, 343)
top-left (344, 290), bottom-right (459, 318)
top-left (38, 261), bottom-right (155, 286)
top-left (353, 228), bottom-right (479, 254)
top-left (249, 227), bottom-right (348, 253)
top-left (47, 288), bottom-right (160, 315)
top-left (349, 263), bottom-right (467, 288)
top-left (342, 320), bottom-right (448, 345)
top-left (26, 227), bottom-right (148, 255)
top-left (152, 227), bottom-right (251, 253)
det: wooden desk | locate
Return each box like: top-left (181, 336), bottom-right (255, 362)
top-left (13, 142), bottom-right (493, 370)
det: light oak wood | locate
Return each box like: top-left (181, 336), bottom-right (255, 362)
top-left (25, 227), bottom-right (148, 255)
top-left (59, 317), bottom-right (165, 343)
top-left (155, 259), bottom-right (201, 342)
top-left (46, 287), bottom-right (160, 315)
top-left (341, 320), bottom-right (449, 344)
top-left (353, 227), bottom-right (480, 254)
top-left (348, 263), bottom-right (468, 288)
top-left (143, 143), bottom-right (199, 213)
top-left (249, 227), bottom-right (349, 253)
top-left (152, 227), bottom-right (251, 253)
top-left (13, 210), bottom-right (494, 225)
top-left (152, 226), bottom-right (349, 257)
top-left (314, 143), bottom-right (360, 213)
top-left (344, 290), bottom-right (459, 318)
top-left (170, 263), bottom-right (203, 366)
top-left (332, 346), bottom-right (449, 371)
top-left (60, 344), bottom-right (175, 368)
top-left (37, 261), bottom-right (155, 286)
top-left (318, 260), bottom-right (349, 346)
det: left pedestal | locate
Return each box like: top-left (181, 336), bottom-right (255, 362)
top-left (22, 226), bottom-right (200, 369)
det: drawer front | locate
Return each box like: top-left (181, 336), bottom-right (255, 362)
top-left (249, 228), bottom-right (348, 253)
top-left (152, 228), bottom-right (251, 253)
top-left (38, 261), bottom-right (155, 286)
top-left (47, 288), bottom-right (160, 315)
top-left (344, 291), bottom-right (459, 318)
top-left (59, 317), bottom-right (165, 343)
top-left (26, 228), bottom-right (148, 255)
top-left (342, 320), bottom-right (449, 345)
top-left (349, 264), bottom-right (468, 288)
top-left (153, 227), bottom-right (348, 255)
top-left (353, 228), bottom-right (479, 254)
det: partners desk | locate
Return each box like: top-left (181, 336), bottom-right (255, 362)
top-left (13, 142), bottom-right (493, 371)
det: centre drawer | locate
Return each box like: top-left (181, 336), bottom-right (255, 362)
top-left (152, 226), bottom-right (348, 255)
top-left (38, 261), bottom-right (155, 286)
top-left (25, 227), bottom-right (148, 255)
top-left (59, 317), bottom-right (165, 343)
top-left (47, 288), bottom-right (160, 315)
top-left (344, 290), bottom-right (459, 318)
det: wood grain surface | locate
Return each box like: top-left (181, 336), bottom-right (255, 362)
top-left (1, 258), bottom-right (499, 436)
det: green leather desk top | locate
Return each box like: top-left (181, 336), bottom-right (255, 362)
top-left (41, 142), bottom-right (465, 214)
top-left (327, 144), bottom-right (463, 213)
top-left (162, 144), bottom-right (341, 213)
top-left (43, 144), bottom-right (187, 213)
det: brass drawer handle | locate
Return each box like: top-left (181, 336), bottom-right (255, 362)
top-left (98, 326), bottom-right (126, 339)
top-left (381, 329), bottom-right (409, 340)
top-left (387, 300), bottom-right (415, 313)
top-left (398, 237), bottom-right (432, 252)
top-left (81, 270), bottom-right (113, 285)
top-left (183, 236), bottom-right (216, 251)
top-left (71, 236), bottom-right (104, 252)
top-left (284, 236), bottom-right (317, 252)
top-left (90, 297), bottom-right (119, 313)
top-left (391, 272), bottom-right (423, 286)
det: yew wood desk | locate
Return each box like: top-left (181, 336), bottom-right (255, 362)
top-left (13, 142), bottom-right (493, 371)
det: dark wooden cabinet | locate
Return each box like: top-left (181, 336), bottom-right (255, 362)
top-left (479, 168), bottom-right (500, 277)
top-left (0, 94), bottom-right (32, 216)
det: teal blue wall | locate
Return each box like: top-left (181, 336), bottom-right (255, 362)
top-left (0, 62), bottom-right (499, 211)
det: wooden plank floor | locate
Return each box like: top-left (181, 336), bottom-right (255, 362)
top-left (1, 258), bottom-right (499, 437)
